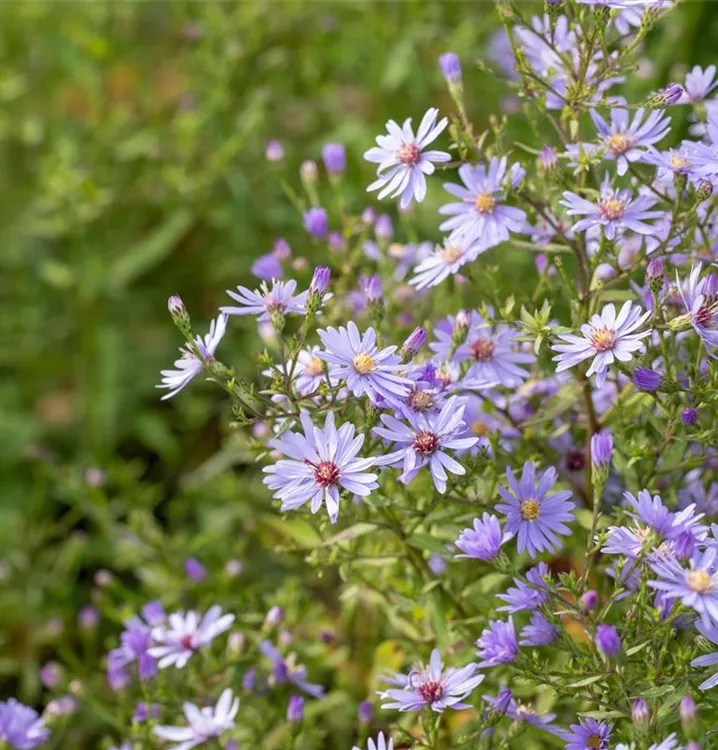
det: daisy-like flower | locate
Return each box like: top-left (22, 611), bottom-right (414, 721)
top-left (560, 179), bottom-right (664, 240)
top-left (564, 717), bottom-right (613, 750)
top-left (690, 620), bottom-right (718, 690)
top-left (0, 699), bottom-right (50, 749)
top-left (107, 612), bottom-right (160, 688)
top-left (649, 547), bottom-right (718, 629)
top-left (374, 396), bottom-right (478, 493)
top-left (148, 606), bottom-right (235, 669)
top-left (158, 315), bottom-right (227, 400)
top-left (497, 562), bottom-right (552, 612)
top-left (317, 322), bottom-right (411, 402)
top-left (353, 733), bottom-right (393, 750)
top-left (378, 649), bottom-right (484, 713)
top-left (642, 146), bottom-right (696, 185)
top-left (552, 301), bottom-right (651, 387)
top-left (483, 691), bottom-right (565, 737)
top-left (454, 513), bottom-right (511, 561)
top-left (520, 612), bottom-right (558, 646)
top-left (682, 64), bottom-right (718, 103)
top-left (263, 411), bottom-right (378, 524)
top-left (496, 462), bottom-right (575, 558)
top-left (364, 108), bottom-right (450, 209)
top-left (439, 157), bottom-right (528, 249)
top-left (153, 689), bottom-right (238, 750)
top-left (221, 279), bottom-right (309, 322)
top-left (475, 618), bottom-right (519, 667)
top-left (677, 263), bottom-right (718, 358)
top-left (588, 108), bottom-right (671, 176)
top-left (259, 641), bottom-right (325, 697)
top-left (409, 237), bottom-right (484, 290)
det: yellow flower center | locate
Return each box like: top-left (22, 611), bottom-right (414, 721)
top-left (304, 355), bottom-right (324, 377)
top-left (590, 327), bottom-right (616, 353)
top-left (599, 198), bottom-right (626, 221)
top-left (472, 420), bottom-right (488, 436)
top-left (520, 499), bottom-right (541, 521)
top-left (516, 704), bottom-right (535, 718)
top-left (353, 353), bottom-right (376, 375)
top-left (475, 193), bottom-right (496, 214)
top-left (441, 244), bottom-right (464, 263)
top-left (671, 154), bottom-right (690, 170)
top-left (607, 133), bottom-right (633, 155)
top-left (687, 570), bottom-right (713, 594)
top-left (587, 734), bottom-right (602, 750)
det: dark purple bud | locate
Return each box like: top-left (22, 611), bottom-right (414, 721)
top-left (310, 266), bottom-right (331, 295)
top-left (303, 207), bottom-right (328, 238)
top-left (681, 407), bottom-right (698, 426)
top-left (319, 629), bottom-right (334, 643)
top-left (439, 52), bottom-right (462, 85)
top-left (322, 143), bottom-right (346, 174)
top-left (266, 140), bottom-right (284, 162)
top-left (358, 701), bottom-right (374, 725)
top-left (242, 667), bottom-right (257, 692)
top-left (401, 327), bottom-right (427, 359)
top-left (595, 624), bottom-right (622, 657)
top-left (631, 698), bottom-right (649, 724)
top-left (646, 258), bottom-right (665, 293)
top-left (680, 695), bottom-right (697, 723)
top-left (287, 695), bottom-right (305, 722)
top-left (374, 213), bottom-right (393, 240)
top-left (492, 686), bottom-right (513, 716)
top-left (133, 702), bottom-right (160, 722)
top-left (184, 557), bottom-right (207, 582)
top-left (363, 276), bottom-right (383, 305)
top-left (633, 366), bottom-right (663, 392)
top-left (580, 589), bottom-right (599, 610)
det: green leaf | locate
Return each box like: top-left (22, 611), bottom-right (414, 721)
top-left (321, 523), bottom-right (379, 547)
top-left (406, 533), bottom-right (448, 554)
top-left (568, 675), bottom-right (605, 688)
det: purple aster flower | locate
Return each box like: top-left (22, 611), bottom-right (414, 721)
top-left (322, 143), bottom-right (346, 174)
top-left (107, 614), bottom-right (157, 687)
top-left (690, 620), bottom-right (718, 690)
top-left (364, 108), bottom-right (450, 209)
top-left (317, 322), bottom-right (411, 402)
top-left (358, 701), bottom-right (373, 725)
top-left (581, 590), bottom-right (599, 610)
top-left (455, 513), bottom-right (510, 561)
top-left (496, 462), bottom-right (575, 558)
top-left (682, 407), bottom-right (698, 426)
top-left (682, 65), bottom-right (718, 103)
top-left (649, 547), bottom-right (718, 629)
top-left (304, 207), bottom-right (329, 238)
top-left (643, 146), bottom-right (697, 185)
top-left (476, 617), bottom-right (519, 667)
top-left (379, 648), bottom-right (484, 713)
top-left (649, 736), bottom-right (682, 750)
top-left (483, 692), bottom-right (564, 737)
top-left (439, 157), bottom-right (528, 249)
top-left (153, 688), bottom-right (238, 750)
top-left (286, 695), bottom-right (305, 722)
top-left (633, 366), bottom-right (663, 391)
top-left (595, 623), bottom-right (622, 656)
top-left (496, 562), bottom-right (552, 613)
top-left (158, 314), bottom-right (227, 400)
top-left (439, 52), bottom-right (462, 85)
top-left (591, 432), bottom-right (613, 469)
top-left (564, 717), bottom-right (612, 750)
top-left (251, 251), bottom-right (284, 280)
top-left (148, 606), bottom-right (235, 669)
top-left (409, 237), bottom-right (484, 290)
top-left (353, 733), bottom-right (393, 750)
top-left (221, 279), bottom-right (309, 322)
top-left (134, 702), bottom-right (159, 723)
top-left (263, 411), bottom-right (378, 523)
top-left (560, 179), bottom-right (664, 240)
top-left (520, 612), bottom-right (558, 646)
top-left (184, 557), bottom-right (206, 582)
top-left (374, 396), bottom-right (478, 494)
top-left (677, 263), bottom-right (718, 358)
top-left (0, 699), bottom-right (49, 749)
top-left (588, 107), bottom-right (671, 176)
top-left (553, 301), bottom-right (651, 387)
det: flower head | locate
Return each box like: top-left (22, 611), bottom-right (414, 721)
top-left (520, 612), bottom-right (559, 646)
top-left (153, 689), bottom-right (238, 750)
top-left (409, 237), bottom-right (484, 290)
top-left (595, 623), bottom-right (622, 656)
top-left (379, 649), bottom-right (484, 713)
top-left (158, 315), bottom-right (227, 400)
top-left (322, 143), bottom-right (346, 174)
top-left (0, 699), bottom-right (49, 749)
top-left (304, 207), bottom-right (329, 238)
top-left (264, 411), bottom-right (378, 523)
top-left (439, 53), bottom-right (462, 85)
top-left (682, 65), bottom-right (718, 103)
top-left (691, 620), bottom-right (718, 690)
top-left (678, 263), bottom-right (718, 358)
top-left (553, 301), bottom-right (651, 387)
top-left (260, 641), bottom-right (325, 697)
top-left (476, 618), bottom-right (519, 667)
top-left (454, 513), bottom-right (510, 561)
top-left (364, 108), bottom-right (450, 209)
top-left (497, 562), bottom-right (552, 612)
top-left (496, 462), bottom-right (575, 558)
top-left (353, 733), bottom-right (393, 750)
top-left (221, 280), bottom-right (309, 322)
top-left (564, 717), bottom-right (613, 750)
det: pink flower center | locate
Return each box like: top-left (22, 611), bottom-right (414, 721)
top-left (413, 430), bottom-right (440, 455)
top-left (694, 299), bottom-right (717, 327)
top-left (417, 679), bottom-right (444, 703)
top-left (312, 460), bottom-right (341, 487)
top-left (181, 634), bottom-right (194, 651)
top-left (590, 327), bottom-right (616, 352)
top-left (397, 142), bottom-right (421, 166)
top-left (408, 390), bottom-right (434, 412)
top-left (599, 197), bottom-right (627, 221)
top-left (471, 338), bottom-right (495, 362)
top-left (607, 133), bottom-right (633, 155)
top-left (475, 193), bottom-right (496, 214)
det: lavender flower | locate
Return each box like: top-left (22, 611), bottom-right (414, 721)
top-left (595, 624), bottom-right (622, 656)
top-left (148, 606), bottom-right (235, 669)
top-left (374, 396), bottom-right (479, 493)
top-left (690, 621), bottom-right (718, 690)
top-left (649, 547), bottom-right (718, 629)
top-left (409, 237), bottom-right (484, 290)
top-left (552, 301), bottom-right (651, 387)
top-left (560, 179), bottom-right (664, 240)
top-left (259, 641), bottom-right (324, 697)
top-left (591, 432), bottom-right (613, 469)
top-left (439, 52), bottom-right (462, 86)
top-left (483, 691), bottom-right (564, 737)
top-left (519, 612), bottom-right (558, 646)
top-left (264, 411), bottom-right (378, 523)
top-left (303, 207), bottom-right (329, 238)
top-left (439, 157), bottom-right (528, 249)
top-left (251, 252), bottom-right (284, 280)
top-left (496, 462), bottom-right (575, 558)
top-left (677, 263), bottom-right (718, 358)
top-left (221, 279), bottom-right (309, 322)
top-left (682, 65), bottom-right (718, 103)
top-left (682, 407), bottom-right (698, 426)
top-left (379, 649), bottom-right (483, 712)
top-left (364, 108), bottom-right (450, 209)
top-left (497, 562), bottom-right (552, 612)
top-left (476, 618), bottom-right (519, 667)
top-left (317, 322), bottom-right (411, 402)
top-left (184, 557), bottom-right (206, 582)
top-left (158, 315), bottom-right (227, 400)
top-left (153, 689), bottom-right (238, 750)
top-left (454, 513), bottom-right (510, 561)
top-left (633, 366), bottom-right (663, 391)
top-left (588, 107), bottom-right (671, 175)
top-left (353, 733), bottom-right (393, 750)
top-left (401, 327), bottom-right (427, 359)
top-left (0, 699), bottom-right (49, 749)
top-left (322, 143), bottom-right (346, 174)
top-left (286, 695), bottom-right (305, 722)
top-left (564, 717), bottom-right (612, 750)
top-left (266, 140), bottom-right (284, 162)
top-left (107, 614), bottom-right (158, 688)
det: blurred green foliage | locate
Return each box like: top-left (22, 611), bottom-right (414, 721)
top-left (3, 1), bottom-right (718, 745)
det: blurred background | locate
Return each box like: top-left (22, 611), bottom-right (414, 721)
top-left (2, 1), bottom-right (718, 745)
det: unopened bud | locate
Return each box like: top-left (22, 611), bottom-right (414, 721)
top-left (631, 698), bottom-right (649, 725)
top-left (646, 83), bottom-right (684, 108)
top-left (646, 259), bottom-right (664, 293)
top-left (266, 140), bottom-right (284, 163)
top-left (168, 295), bottom-right (191, 336)
top-left (580, 589), bottom-right (599, 611)
top-left (401, 327), bottom-right (427, 360)
top-left (300, 160), bottom-right (318, 187)
top-left (696, 180), bottom-right (714, 203)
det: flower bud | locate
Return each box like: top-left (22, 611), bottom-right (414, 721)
top-left (401, 327), bottom-right (427, 360)
top-left (264, 606), bottom-right (284, 628)
top-left (696, 180), bottom-right (714, 203)
top-left (595, 624), bottom-right (622, 657)
top-left (300, 159), bottom-right (318, 186)
top-left (590, 432), bottom-right (612, 489)
top-left (646, 259), bottom-right (665, 293)
top-left (322, 143), bottom-right (346, 175)
top-left (358, 701), bottom-right (374, 725)
top-left (303, 207), bottom-right (328, 238)
top-left (40, 662), bottom-right (63, 689)
top-left (680, 695), bottom-right (697, 725)
top-left (681, 407), bottom-right (698, 426)
top-left (328, 231), bottom-right (346, 254)
top-left (310, 265), bottom-right (331, 296)
top-left (225, 559), bottom-right (244, 577)
top-left (674, 530), bottom-right (695, 560)
top-left (78, 605), bottom-right (99, 630)
top-left (646, 83), bottom-right (684, 108)
top-left (375, 214), bottom-right (393, 241)
top-left (538, 145), bottom-right (558, 173)
top-left (361, 207), bottom-right (376, 226)
top-left (168, 295), bottom-right (191, 336)
top-left (287, 695), bottom-right (305, 722)
top-left (184, 557), bottom-right (207, 582)
top-left (453, 309), bottom-right (470, 346)
top-left (266, 140), bottom-right (284, 162)
top-left (631, 698), bottom-right (649, 725)
top-left (580, 589), bottom-right (598, 611)
top-left (363, 276), bottom-right (383, 305)
top-left (227, 631), bottom-right (246, 657)
top-left (439, 52), bottom-right (462, 87)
